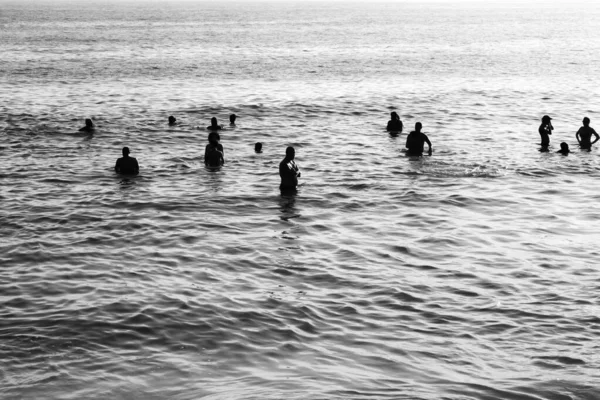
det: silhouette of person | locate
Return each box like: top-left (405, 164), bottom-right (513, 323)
top-left (229, 114), bottom-right (237, 125)
top-left (539, 115), bottom-right (553, 149)
top-left (557, 142), bottom-right (570, 155)
top-left (576, 117), bottom-right (599, 150)
top-left (79, 118), bottom-right (95, 132)
top-left (115, 147), bottom-right (139, 175)
top-left (207, 117), bottom-right (222, 131)
top-left (386, 111), bottom-right (403, 132)
top-left (168, 116), bottom-right (176, 125)
top-left (405, 122), bottom-right (432, 156)
top-left (205, 132), bottom-right (224, 166)
top-left (255, 142), bottom-right (262, 153)
top-left (279, 146), bottom-right (300, 190)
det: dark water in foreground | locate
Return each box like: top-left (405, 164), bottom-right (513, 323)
top-left (2, 1), bottom-right (600, 399)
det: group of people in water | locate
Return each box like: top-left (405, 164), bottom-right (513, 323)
top-left (78, 110), bottom-right (599, 190)
top-left (197, 114), bottom-right (300, 190)
top-left (538, 115), bottom-right (599, 155)
top-left (79, 113), bottom-right (300, 190)
top-left (386, 111), bottom-right (433, 156)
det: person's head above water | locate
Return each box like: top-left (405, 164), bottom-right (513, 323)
top-left (285, 146), bottom-right (295, 160)
top-left (559, 142), bottom-right (570, 154)
top-left (390, 111), bottom-right (399, 121)
top-left (230, 114), bottom-right (237, 124)
top-left (85, 118), bottom-right (94, 128)
top-left (255, 142), bottom-right (262, 153)
top-left (415, 122), bottom-right (422, 132)
top-left (583, 117), bottom-right (591, 126)
top-left (122, 146), bottom-right (130, 157)
top-left (211, 117), bottom-right (219, 126)
top-left (168, 116), bottom-right (176, 125)
top-left (542, 115), bottom-right (552, 123)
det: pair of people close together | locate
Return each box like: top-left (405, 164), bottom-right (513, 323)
top-left (539, 115), bottom-right (599, 155)
top-left (386, 112), bottom-right (433, 156)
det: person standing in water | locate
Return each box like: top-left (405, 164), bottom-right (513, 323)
top-left (576, 117), bottom-right (600, 150)
top-left (538, 115), bottom-right (553, 149)
top-left (405, 122), bottom-right (432, 156)
top-left (279, 146), bottom-right (301, 190)
top-left (205, 132), bottom-right (224, 167)
top-left (557, 142), bottom-right (570, 155)
top-left (386, 111), bottom-right (403, 133)
top-left (115, 147), bottom-right (139, 175)
top-left (79, 118), bottom-right (95, 132)
top-left (207, 117), bottom-right (222, 131)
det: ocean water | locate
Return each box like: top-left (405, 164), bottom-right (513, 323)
top-left (2, 1), bottom-right (600, 399)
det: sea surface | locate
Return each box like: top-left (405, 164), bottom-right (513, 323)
top-left (2, 1), bottom-right (600, 399)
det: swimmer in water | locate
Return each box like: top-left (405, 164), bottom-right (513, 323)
top-left (79, 118), bottom-right (95, 133)
top-left (538, 115), bottom-right (553, 150)
top-left (205, 132), bottom-right (224, 167)
top-left (557, 142), bottom-right (570, 155)
top-left (405, 122), bottom-right (432, 156)
top-left (576, 117), bottom-right (599, 150)
top-left (279, 146), bottom-right (301, 190)
top-left (386, 111), bottom-right (403, 133)
top-left (207, 117), bottom-right (223, 131)
top-left (168, 116), bottom-right (177, 125)
top-left (114, 146), bottom-right (139, 175)
top-left (255, 142), bottom-right (262, 153)
top-left (230, 114), bottom-right (237, 125)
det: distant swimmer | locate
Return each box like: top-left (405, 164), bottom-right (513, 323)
top-left (279, 146), bottom-right (301, 190)
top-left (168, 116), bottom-right (177, 125)
top-left (230, 114), bottom-right (237, 125)
top-left (255, 142), bottom-right (263, 153)
top-left (405, 122), bottom-right (432, 156)
top-left (205, 132), bottom-right (224, 167)
top-left (557, 142), bottom-right (570, 155)
top-left (576, 117), bottom-right (599, 150)
top-left (538, 115), bottom-right (553, 149)
top-left (115, 147), bottom-right (139, 175)
top-left (386, 111), bottom-right (403, 132)
top-left (207, 117), bottom-right (223, 131)
top-left (79, 118), bottom-right (95, 133)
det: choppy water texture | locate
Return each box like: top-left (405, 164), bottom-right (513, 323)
top-left (2, 1), bottom-right (600, 399)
